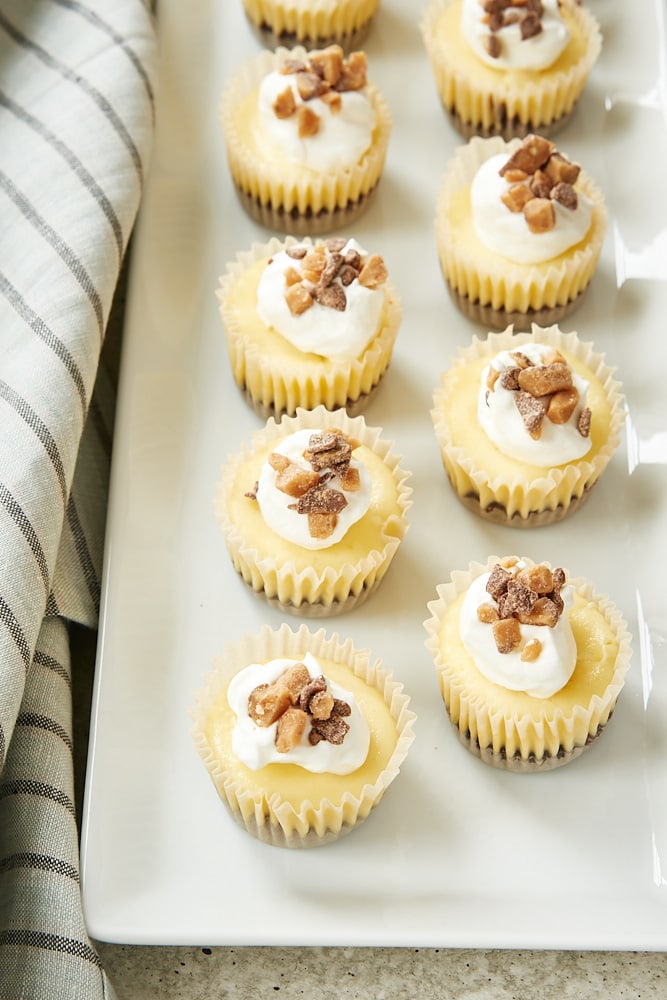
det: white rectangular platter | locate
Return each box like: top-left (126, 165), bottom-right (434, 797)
top-left (80, 0), bottom-right (667, 947)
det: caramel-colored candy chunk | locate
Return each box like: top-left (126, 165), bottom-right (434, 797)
top-left (248, 682), bottom-right (292, 727)
top-left (275, 706), bottom-right (308, 753)
top-left (524, 197), bottom-right (555, 234)
top-left (500, 134), bottom-right (554, 176)
top-left (273, 86), bottom-right (296, 119)
top-left (518, 362), bottom-right (572, 397)
top-left (298, 105), bottom-right (320, 138)
top-left (547, 387), bottom-right (580, 425)
top-left (501, 181), bottom-right (534, 214)
top-left (493, 616), bottom-right (522, 654)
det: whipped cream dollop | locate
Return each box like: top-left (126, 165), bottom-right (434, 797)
top-left (227, 652), bottom-right (371, 774)
top-left (471, 152), bottom-right (593, 263)
top-left (256, 239), bottom-right (385, 361)
top-left (479, 343), bottom-right (592, 465)
top-left (255, 428), bottom-right (372, 550)
top-left (461, 0), bottom-right (570, 71)
top-left (257, 70), bottom-right (375, 173)
top-left (461, 562), bottom-right (577, 698)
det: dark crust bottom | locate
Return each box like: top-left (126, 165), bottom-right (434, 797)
top-left (225, 799), bottom-right (367, 849)
top-left (449, 476), bottom-right (596, 528)
top-left (234, 184), bottom-right (377, 236)
top-left (446, 284), bottom-right (585, 332)
top-left (238, 376), bottom-right (382, 421)
top-left (237, 571), bottom-right (381, 618)
top-left (246, 18), bottom-right (373, 54)
top-left (453, 717), bottom-right (609, 773)
top-left (444, 103), bottom-right (574, 142)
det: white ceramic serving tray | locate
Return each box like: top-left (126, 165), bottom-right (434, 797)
top-left (81, 0), bottom-right (667, 947)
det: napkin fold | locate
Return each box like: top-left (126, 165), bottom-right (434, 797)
top-left (0, 1), bottom-right (157, 995)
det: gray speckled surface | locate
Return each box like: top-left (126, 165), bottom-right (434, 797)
top-left (93, 944), bottom-right (667, 999)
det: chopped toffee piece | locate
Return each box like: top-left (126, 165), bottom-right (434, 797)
top-left (482, 561), bottom-right (568, 659)
top-left (275, 707), bottom-right (308, 753)
top-left (488, 350), bottom-right (592, 438)
top-left (521, 638), bottom-right (543, 663)
top-left (480, 0), bottom-right (547, 57)
top-left (514, 389), bottom-right (548, 438)
top-left (246, 665), bottom-right (352, 752)
top-left (498, 134), bottom-right (582, 234)
top-left (492, 616), bottom-right (522, 654)
top-left (273, 46), bottom-right (368, 137)
top-left (309, 699), bottom-right (351, 745)
top-left (249, 429), bottom-right (363, 542)
top-left (274, 238), bottom-right (387, 318)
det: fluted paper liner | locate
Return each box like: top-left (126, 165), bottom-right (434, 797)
top-left (215, 405), bottom-right (412, 615)
top-left (431, 324), bottom-right (624, 526)
top-left (422, 0), bottom-right (601, 139)
top-left (242, 0), bottom-right (380, 51)
top-left (217, 236), bottom-right (402, 417)
top-left (435, 135), bottom-right (607, 327)
top-left (191, 622), bottom-right (416, 847)
top-left (220, 46), bottom-right (391, 233)
top-left (424, 556), bottom-right (632, 772)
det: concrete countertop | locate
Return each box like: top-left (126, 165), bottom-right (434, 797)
top-left (92, 943), bottom-right (667, 999)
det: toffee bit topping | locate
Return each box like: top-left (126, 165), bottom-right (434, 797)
top-left (488, 351), bottom-right (591, 439)
top-left (247, 665), bottom-right (351, 753)
top-left (269, 452), bottom-right (320, 498)
top-left (577, 406), bottom-right (592, 438)
top-left (253, 430), bottom-right (360, 541)
top-left (481, 560), bottom-right (567, 657)
top-left (303, 430), bottom-right (352, 476)
top-left (279, 239), bottom-right (387, 318)
top-left (481, 0), bottom-right (545, 59)
top-left (273, 46), bottom-right (368, 136)
top-left (313, 281), bottom-right (347, 311)
top-left (499, 135), bottom-right (581, 234)
top-left (521, 638), bottom-right (543, 662)
top-left (298, 104), bottom-right (321, 139)
top-left (290, 480), bottom-right (348, 515)
top-left (514, 390), bottom-right (548, 439)
top-left (486, 562), bottom-right (511, 601)
top-left (309, 699), bottom-right (351, 745)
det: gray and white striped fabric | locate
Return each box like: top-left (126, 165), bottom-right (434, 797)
top-left (0, 1), bottom-right (156, 995)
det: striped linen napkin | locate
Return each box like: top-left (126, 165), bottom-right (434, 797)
top-left (0, 1), bottom-right (156, 995)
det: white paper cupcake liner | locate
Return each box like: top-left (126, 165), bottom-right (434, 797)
top-left (191, 622), bottom-right (416, 847)
top-left (218, 236), bottom-right (402, 417)
top-left (220, 45), bottom-right (391, 233)
top-left (431, 324), bottom-right (625, 525)
top-left (215, 405), bottom-right (412, 615)
top-left (424, 556), bottom-right (632, 772)
top-left (435, 135), bottom-right (608, 327)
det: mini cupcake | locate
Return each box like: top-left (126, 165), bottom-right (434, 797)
top-left (435, 133), bottom-right (607, 328)
top-left (431, 324), bottom-right (625, 526)
top-left (218, 235), bottom-right (402, 417)
top-left (220, 44), bottom-right (391, 234)
top-left (241, 0), bottom-right (381, 52)
top-left (215, 405), bottom-right (412, 614)
top-left (424, 555), bottom-right (632, 771)
top-left (191, 622), bottom-right (416, 847)
top-left (422, 0), bottom-right (601, 140)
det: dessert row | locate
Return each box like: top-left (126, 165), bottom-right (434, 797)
top-left (190, 1), bottom-right (632, 850)
top-left (239, 0), bottom-right (599, 144)
top-left (191, 552), bottom-right (630, 847)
